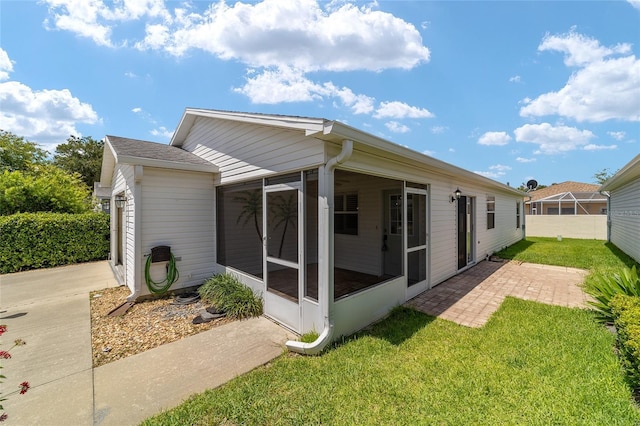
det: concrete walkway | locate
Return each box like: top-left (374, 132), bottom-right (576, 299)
top-left (0, 262), bottom-right (294, 426)
top-left (407, 260), bottom-right (592, 327)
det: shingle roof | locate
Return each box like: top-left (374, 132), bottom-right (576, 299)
top-left (527, 181), bottom-right (602, 202)
top-left (107, 135), bottom-right (213, 167)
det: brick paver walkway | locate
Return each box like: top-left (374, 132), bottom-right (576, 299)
top-left (406, 260), bottom-right (592, 327)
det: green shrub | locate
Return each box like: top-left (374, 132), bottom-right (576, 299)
top-left (198, 273), bottom-right (263, 319)
top-left (611, 294), bottom-right (640, 391)
top-left (585, 265), bottom-right (640, 323)
top-left (0, 212), bottom-right (109, 273)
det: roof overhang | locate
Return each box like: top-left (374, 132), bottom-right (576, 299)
top-left (166, 107), bottom-right (524, 198)
top-left (599, 154), bottom-right (640, 192)
top-left (99, 136), bottom-right (218, 187)
top-left (319, 121), bottom-right (526, 198)
top-left (171, 108), bottom-right (326, 147)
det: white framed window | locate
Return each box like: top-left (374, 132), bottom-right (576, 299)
top-left (335, 193), bottom-right (358, 235)
top-left (487, 195), bottom-right (495, 229)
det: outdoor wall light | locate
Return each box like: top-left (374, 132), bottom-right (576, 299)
top-left (451, 188), bottom-right (462, 203)
top-left (114, 194), bottom-right (127, 208)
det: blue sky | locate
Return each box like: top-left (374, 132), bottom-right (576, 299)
top-left (1, 0), bottom-right (638, 187)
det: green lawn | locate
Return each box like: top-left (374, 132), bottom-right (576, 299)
top-left (144, 299), bottom-right (639, 425)
top-left (143, 237), bottom-right (640, 425)
top-left (494, 237), bottom-right (640, 290)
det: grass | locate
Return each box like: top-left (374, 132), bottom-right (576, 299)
top-left (495, 237), bottom-right (640, 290)
top-left (143, 300), bottom-right (639, 425)
top-left (141, 237), bottom-right (640, 424)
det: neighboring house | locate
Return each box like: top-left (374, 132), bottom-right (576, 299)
top-left (525, 181), bottom-right (607, 215)
top-left (600, 154), bottom-right (640, 264)
top-left (99, 108), bottom-right (525, 353)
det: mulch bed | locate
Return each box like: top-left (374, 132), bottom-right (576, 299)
top-left (90, 286), bottom-right (232, 367)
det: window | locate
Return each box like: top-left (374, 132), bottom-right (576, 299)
top-left (516, 201), bottom-right (521, 229)
top-left (389, 194), bottom-right (402, 235)
top-left (335, 193), bottom-right (358, 235)
top-left (487, 195), bottom-right (495, 229)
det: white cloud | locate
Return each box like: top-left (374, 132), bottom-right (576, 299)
top-left (608, 131), bottom-right (626, 141)
top-left (521, 30), bottom-right (640, 122)
top-left (385, 121), bottom-right (410, 133)
top-left (132, 107), bottom-right (143, 113)
top-left (514, 122), bottom-right (595, 154)
top-left (474, 164), bottom-right (512, 179)
top-left (509, 75), bottom-right (521, 83)
top-left (326, 83), bottom-right (375, 114)
top-left (42, 0), bottom-right (171, 47)
top-left (234, 67), bottom-right (429, 120)
top-left (423, 149), bottom-right (435, 156)
top-left (0, 48), bottom-right (14, 81)
top-left (584, 144), bottom-right (617, 151)
top-left (44, 0), bottom-right (429, 72)
top-left (125, 71), bottom-right (138, 78)
top-left (234, 66), bottom-right (327, 104)
top-left (431, 125), bottom-right (448, 134)
top-left (478, 131), bottom-right (512, 146)
top-left (629, 0), bottom-right (640, 9)
top-left (0, 81), bottom-right (99, 151)
top-left (150, 126), bottom-right (174, 139)
top-left (538, 29), bottom-right (631, 67)
top-left (516, 157), bottom-right (536, 163)
top-left (374, 101), bottom-right (434, 119)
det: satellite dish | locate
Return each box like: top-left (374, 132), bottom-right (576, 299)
top-left (526, 179), bottom-right (538, 191)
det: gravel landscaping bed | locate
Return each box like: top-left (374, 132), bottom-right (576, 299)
top-left (90, 286), bottom-right (232, 367)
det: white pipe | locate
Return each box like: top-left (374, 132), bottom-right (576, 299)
top-left (286, 139), bottom-right (353, 355)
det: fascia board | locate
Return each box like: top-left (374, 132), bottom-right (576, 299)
top-left (323, 121), bottom-right (526, 197)
top-left (600, 154), bottom-right (640, 192)
top-left (172, 108), bottom-right (326, 148)
top-left (99, 138), bottom-right (118, 186)
top-left (116, 155), bottom-right (219, 173)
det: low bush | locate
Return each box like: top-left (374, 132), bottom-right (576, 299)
top-left (585, 265), bottom-right (640, 323)
top-left (198, 273), bottom-right (263, 319)
top-left (611, 294), bottom-right (640, 391)
top-left (0, 212), bottom-right (109, 273)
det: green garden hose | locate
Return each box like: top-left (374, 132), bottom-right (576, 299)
top-left (144, 253), bottom-right (179, 295)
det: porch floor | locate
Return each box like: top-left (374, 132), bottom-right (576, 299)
top-left (268, 265), bottom-right (394, 301)
top-left (406, 260), bottom-right (592, 328)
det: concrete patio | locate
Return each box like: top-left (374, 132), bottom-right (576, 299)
top-left (407, 260), bottom-right (592, 327)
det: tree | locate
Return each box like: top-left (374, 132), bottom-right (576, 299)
top-left (0, 165), bottom-right (92, 215)
top-left (53, 136), bottom-right (104, 188)
top-left (0, 130), bottom-right (48, 172)
top-left (593, 168), bottom-right (615, 185)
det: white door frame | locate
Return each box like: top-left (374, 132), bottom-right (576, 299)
top-left (263, 177), bottom-right (303, 332)
top-left (405, 185), bottom-right (430, 299)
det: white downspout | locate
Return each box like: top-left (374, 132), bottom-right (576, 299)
top-left (286, 139), bottom-right (353, 355)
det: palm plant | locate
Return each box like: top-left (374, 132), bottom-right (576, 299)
top-left (234, 190), bottom-right (262, 243)
top-left (586, 265), bottom-right (640, 323)
top-left (270, 193), bottom-right (297, 258)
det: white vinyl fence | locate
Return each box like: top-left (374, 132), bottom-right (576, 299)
top-left (525, 215), bottom-right (607, 240)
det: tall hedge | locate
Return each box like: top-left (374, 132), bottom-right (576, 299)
top-left (0, 212), bottom-right (109, 273)
top-left (610, 294), bottom-right (640, 391)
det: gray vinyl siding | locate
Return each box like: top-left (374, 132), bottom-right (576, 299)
top-left (180, 116), bottom-right (325, 183)
top-left (139, 167), bottom-right (216, 297)
top-left (609, 178), bottom-right (640, 264)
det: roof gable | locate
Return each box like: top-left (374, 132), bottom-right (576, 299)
top-left (168, 108), bottom-right (526, 198)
